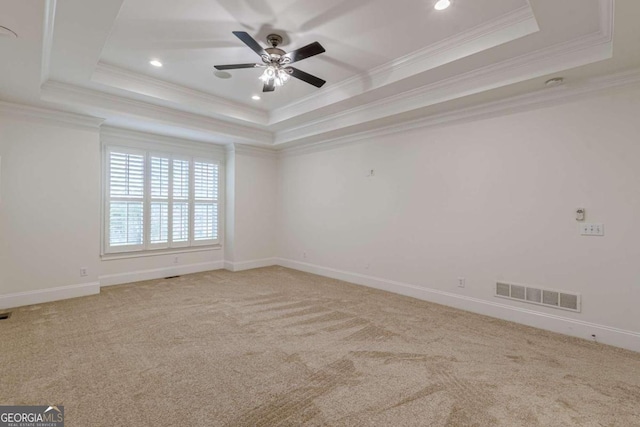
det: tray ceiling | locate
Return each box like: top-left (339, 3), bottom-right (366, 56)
top-left (1, 0), bottom-right (639, 148)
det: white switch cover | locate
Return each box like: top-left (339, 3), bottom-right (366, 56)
top-left (580, 223), bottom-right (604, 236)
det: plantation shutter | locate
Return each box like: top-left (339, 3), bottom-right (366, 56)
top-left (150, 156), bottom-right (169, 246)
top-left (172, 159), bottom-right (190, 244)
top-left (193, 161), bottom-right (219, 242)
top-left (104, 145), bottom-right (221, 254)
top-left (108, 151), bottom-right (145, 249)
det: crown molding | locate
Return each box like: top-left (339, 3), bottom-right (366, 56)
top-left (40, 80), bottom-right (274, 145)
top-left (226, 143), bottom-right (278, 159)
top-left (274, 21), bottom-right (614, 145)
top-left (40, 0), bottom-right (56, 85)
top-left (92, 62), bottom-right (269, 126)
top-left (30, 0), bottom-right (615, 153)
top-left (278, 67), bottom-right (640, 157)
top-left (0, 99), bottom-right (104, 131)
top-left (598, 0), bottom-right (615, 42)
top-left (269, 4), bottom-right (539, 125)
top-left (101, 125), bottom-right (227, 157)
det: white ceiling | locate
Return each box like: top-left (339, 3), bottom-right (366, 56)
top-left (100, 0), bottom-right (532, 110)
top-left (1, 0), bottom-right (640, 148)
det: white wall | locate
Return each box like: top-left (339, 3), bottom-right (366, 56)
top-left (2, 89), bottom-right (639, 351)
top-left (0, 114), bottom-right (276, 305)
top-left (0, 115), bottom-right (101, 307)
top-left (276, 88), bottom-right (640, 351)
top-left (225, 148), bottom-right (278, 270)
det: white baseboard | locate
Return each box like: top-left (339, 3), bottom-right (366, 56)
top-left (275, 258), bottom-right (640, 353)
top-left (0, 282), bottom-right (100, 310)
top-left (99, 261), bottom-right (224, 287)
top-left (224, 258), bottom-right (277, 272)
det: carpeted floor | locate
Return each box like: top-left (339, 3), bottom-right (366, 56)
top-left (1, 266), bottom-right (639, 426)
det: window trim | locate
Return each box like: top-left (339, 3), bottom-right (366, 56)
top-left (101, 135), bottom-right (224, 257)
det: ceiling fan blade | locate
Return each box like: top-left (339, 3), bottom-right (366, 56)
top-left (214, 63), bottom-right (260, 70)
top-left (282, 42), bottom-right (325, 64)
top-left (232, 31), bottom-right (268, 57)
top-left (263, 79), bottom-right (276, 92)
top-left (287, 67), bottom-right (326, 88)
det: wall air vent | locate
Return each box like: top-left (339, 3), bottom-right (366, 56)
top-left (495, 282), bottom-right (581, 312)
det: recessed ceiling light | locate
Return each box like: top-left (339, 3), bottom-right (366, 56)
top-left (252, 95), bottom-right (261, 101)
top-left (149, 60), bottom-right (163, 67)
top-left (434, 0), bottom-right (451, 10)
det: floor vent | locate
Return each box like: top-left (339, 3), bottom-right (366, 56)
top-left (0, 312), bottom-right (12, 320)
top-left (496, 282), bottom-right (581, 312)
top-left (164, 276), bottom-right (181, 279)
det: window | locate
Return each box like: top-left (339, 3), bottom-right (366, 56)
top-left (104, 146), bottom-right (220, 254)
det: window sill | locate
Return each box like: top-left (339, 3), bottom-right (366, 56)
top-left (101, 244), bottom-right (222, 261)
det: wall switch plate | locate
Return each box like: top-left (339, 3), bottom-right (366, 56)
top-left (580, 223), bottom-right (604, 236)
top-left (458, 277), bottom-right (465, 288)
top-left (80, 267), bottom-right (88, 277)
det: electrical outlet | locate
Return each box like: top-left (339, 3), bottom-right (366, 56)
top-left (80, 267), bottom-right (88, 277)
top-left (303, 251), bottom-right (307, 259)
top-left (458, 277), bottom-right (465, 288)
top-left (580, 223), bottom-right (604, 236)
top-left (173, 256), bottom-right (179, 264)
top-left (365, 263), bottom-right (370, 270)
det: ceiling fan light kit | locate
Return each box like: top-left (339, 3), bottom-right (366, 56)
top-left (214, 31), bottom-right (326, 93)
top-left (259, 65), bottom-right (291, 87)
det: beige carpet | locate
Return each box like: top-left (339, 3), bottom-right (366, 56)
top-left (1, 267), bottom-right (639, 426)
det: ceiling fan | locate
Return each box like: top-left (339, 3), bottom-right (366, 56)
top-left (214, 31), bottom-right (326, 93)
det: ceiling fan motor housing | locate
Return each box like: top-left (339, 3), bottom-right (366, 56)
top-left (267, 34), bottom-right (283, 47)
top-left (265, 47), bottom-right (286, 59)
top-left (265, 35), bottom-right (286, 61)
